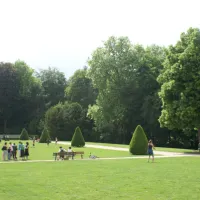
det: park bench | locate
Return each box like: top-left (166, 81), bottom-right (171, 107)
top-left (53, 151), bottom-right (84, 161)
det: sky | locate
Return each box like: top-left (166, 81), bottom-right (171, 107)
top-left (0, 0), bottom-right (199, 78)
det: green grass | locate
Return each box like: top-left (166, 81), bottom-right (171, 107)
top-left (0, 140), bottom-right (133, 161)
top-left (0, 157), bottom-right (200, 199)
top-left (86, 142), bottom-right (197, 153)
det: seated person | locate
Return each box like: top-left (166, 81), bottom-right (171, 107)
top-left (67, 147), bottom-right (74, 159)
top-left (58, 146), bottom-right (67, 160)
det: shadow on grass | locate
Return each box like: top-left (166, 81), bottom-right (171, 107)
top-left (183, 151), bottom-right (200, 155)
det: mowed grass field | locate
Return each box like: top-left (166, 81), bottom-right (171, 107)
top-left (0, 157), bottom-right (200, 199)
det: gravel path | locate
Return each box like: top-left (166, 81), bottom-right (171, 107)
top-left (56, 141), bottom-right (183, 156)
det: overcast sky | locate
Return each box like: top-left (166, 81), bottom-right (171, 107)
top-left (0, 0), bottom-right (199, 78)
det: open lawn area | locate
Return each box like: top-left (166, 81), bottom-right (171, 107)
top-left (0, 157), bottom-right (199, 199)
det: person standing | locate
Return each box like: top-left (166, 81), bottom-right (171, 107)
top-left (18, 142), bottom-right (22, 158)
top-left (147, 140), bottom-right (155, 162)
top-left (24, 142), bottom-right (29, 160)
top-left (9, 142), bottom-right (13, 159)
top-left (12, 143), bottom-right (17, 160)
top-left (2, 142), bottom-right (8, 161)
top-left (33, 137), bottom-right (35, 147)
top-left (20, 143), bottom-right (25, 160)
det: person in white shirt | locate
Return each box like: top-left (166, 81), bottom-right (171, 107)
top-left (67, 147), bottom-right (74, 159)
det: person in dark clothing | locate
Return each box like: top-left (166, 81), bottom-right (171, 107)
top-left (147, 140), bottom-right (155, 163)
top-left (24, 142), bottom-right (29, 160)
top-left (12, 143), bottom-right (17, 160)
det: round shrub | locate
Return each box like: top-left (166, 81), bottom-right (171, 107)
top-left (71, 127), bottom-right (85, 147)
top-left (129, 125), bottom-right (148, 155)
top-left (20, 128), bottom-right (29, 140)
top-left (39, 128), bottom-right (51, 143)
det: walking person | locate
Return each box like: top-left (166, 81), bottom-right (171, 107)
top-left (24, 142), bottom-right (29, 160)
top-left (33, 137), bottom-right (35, 147)
top-left (47, 138), bottom-right (50, 146)
top-left (1, 142), bottom-right (8, 161)
top-left (147, 140), bottom-right (155, 162)
top-left (55, 137), bottom-right (58, 145)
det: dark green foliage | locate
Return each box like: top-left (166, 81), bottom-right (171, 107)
top-left (20, 128), bottom-right (29, 140)
top-left (39, 128), bottom-right (51, 143)
top-left (71, 127), bottom-right (85, 147)
top-left (129, 125), bottom-right (148, 155)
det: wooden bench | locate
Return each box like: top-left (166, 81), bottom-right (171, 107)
top-left (53, 151), bottom-right (84, 161)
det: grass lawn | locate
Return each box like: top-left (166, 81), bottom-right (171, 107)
top-left (0, 140), bottom-right (133, 161)
top-left (86, 142), bottom-right (197, 153)
top-left (0, 157), bottom-right (199, 199)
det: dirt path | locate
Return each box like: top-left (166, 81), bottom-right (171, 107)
top-left (56, 141), bottom-right (183, 156)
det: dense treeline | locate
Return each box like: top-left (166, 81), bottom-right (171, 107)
top-left (0, 27), bottom-right (200, 148)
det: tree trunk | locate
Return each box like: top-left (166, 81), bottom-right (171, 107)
top-left (4, 120), bottom-right (7, 134)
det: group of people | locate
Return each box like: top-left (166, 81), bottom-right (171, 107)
top-left (1, 142), bottom-right (29, 161)
top-left (57, 146), bottom-right (74, 160)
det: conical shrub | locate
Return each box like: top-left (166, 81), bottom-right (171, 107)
top-left (39, 128), bottom-right (51, 143)
top-left (20, 128), bottom-right (29, 140)
top-left (129, 125), bottom-right (148, 155)
top-left (71, 127), bottom-right (85, 147)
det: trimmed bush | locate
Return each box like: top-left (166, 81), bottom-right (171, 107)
top-left (71, 127), bottom-right (85, 147)
top-left (39, 128), bottom-right (51, 143)
top-left (20, 128), bottom-right (29, 140)
top-left (129, 125), bottom-right (148, 155)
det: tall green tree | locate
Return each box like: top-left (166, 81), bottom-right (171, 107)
top-left (45, 102), bottom-right (83, 140)
top-left (13, 60), bottom-right (43, 130)
top-left (65, 68), bottom-right (97, 109)
top-left (88, 36), bottom-right (166, 144)
top-left (0, 62), bottom-right (20, 134)
top-left (158, 28), bottom-right (200, 142)
top-left (65, 67), bottom-right (98, 141)
top-left (37, 67), bottom-right (67, 108)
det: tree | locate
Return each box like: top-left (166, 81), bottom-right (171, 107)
top-left (158, 28), bottom-right (200, 142)
top-left (0, 62), bottom-right (20, 134)
top-left (13, 60), bottom-right (44, 133)
top-left (129, 125), bottom-right (148, 155)
top-left (45, 102), bottom-right (83, 140)
top-left (87, 36), bottom-right (166, 144)
top-left (65, 68), bottom-right (98, 142)
top-left (65, 68), bottom-right (97, 108)
top-left (39, 128), bottom-right (51, 143)
top-left (20, 128), bottom-right (29, 140)
top-left (71, 127), bottom-right (85, 147)
top-left (37, 67), bottom-right (67, 109)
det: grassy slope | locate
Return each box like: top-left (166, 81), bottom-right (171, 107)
top-left (0, 157), bottom-right (199, 200)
